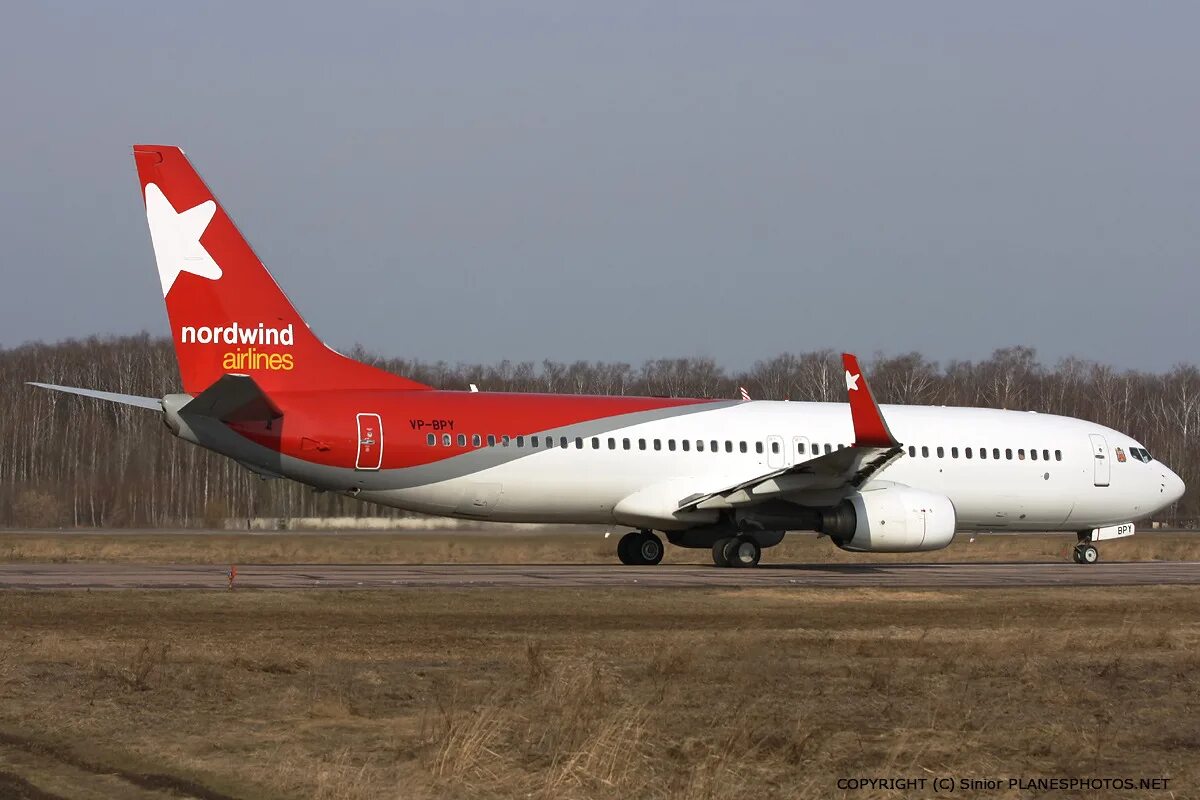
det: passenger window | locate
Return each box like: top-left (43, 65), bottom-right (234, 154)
top-left (979, 447), bottom-right (986, 459)
top-left (516, 436), bottom-right (524, 448)
top-left (592, 438), bottom-right (600, 449)
top-left (812, 443), bottom-right (821, 455)
top-left (457, 434), bottom-right (466, 447)
top-left (711, 440), bottom-right (719, 453)
top-left (608, 438), bottom-right (616, 450)
top-left (1055, 450), bottom-right (1062, 461)
top-left (907, 445), bottom-right (915, 457)
top-left (654, 439), bottom-right (662, 451)
top-left (561, 437), bottom-right (569, 448)
top-left (1019, 449), bottom-right (1026, 460)
top-left (668, 440), bottom-right (676, 451)
top-left (472, 434), bottom-right (481, 447)
top-left (683, 440), bottom-right (691, 451)
top-left (937, 446), bottom-right (944, 458)
top-left (487, 435), bottom-right (497, 447)
top-left (1005, 449), bottom-right (1013, 460)
top-left (443, 433), bottom-right (452, 446)
top-left (501, 435), bottom-right (510, 447)
top-left (771, 441), bottom-right (780, 454)
top-left (993, 448), bottom-right (1000, 459)
top-left (531, 436), bottom-right (540, 448)
top-left (696, 440), bottom-right (705, 452)
top-left (638, 439), bottom-right (646, 450)
top-left (756, 442), bottom-right (763, 454)
top-left (1030, 449), bottom-right (1038, 461)
top-left (825, 444), bottom-right (833, 454)
top-left (1043, 449), bottom-right (1050, 461)
top-left (739, 442), bottom-right (747, 453)
top-left (965, 447), bottom-right (972, 459)
top-left (921, 446), bottom-right (929, 457)
top-left (427, 433), bottom-right (436, 446)
top-left (951, 447), bottom-right (958, 458)
top-left (798, 442), bottom-right (807, 455)
top-left (623, 438), bottom-right (631, 450)
top-left (575, 437), bottom-right (583, 449)
top-left (725, 441), bottom-right (733, 453)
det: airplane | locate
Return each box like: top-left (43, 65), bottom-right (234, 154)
top-left (31, 145), bottom-right (1185, 567)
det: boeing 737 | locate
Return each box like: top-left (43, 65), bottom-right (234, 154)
top-left (31, 146), bottom-right (1185, 567)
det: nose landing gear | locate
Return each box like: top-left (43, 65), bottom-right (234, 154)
top-left (617, 529), bottom-right (664, 565)
top-left (1072, 530), bottom-right (1100, 564)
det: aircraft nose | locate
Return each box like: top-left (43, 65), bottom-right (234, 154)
top-left (1162, 467), bottom-right (1185, 505)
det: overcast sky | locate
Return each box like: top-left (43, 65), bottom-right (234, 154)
top-left (2, 2), bottom-right (1197, 371)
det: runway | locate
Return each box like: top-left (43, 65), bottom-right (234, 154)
top-left (1, 561), bottom-right (1198, 589)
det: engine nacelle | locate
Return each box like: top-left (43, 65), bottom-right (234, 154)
top-left (822, 487), bottom-right (956, 552)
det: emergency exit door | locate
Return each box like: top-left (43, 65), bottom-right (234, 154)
top-left (356, 413), bottom-right (383, 470)
top-left (1088, 433), bottom-right (1110, 487)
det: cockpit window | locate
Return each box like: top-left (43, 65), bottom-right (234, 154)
top-left (1131, 447), bottom-right (1153, 463)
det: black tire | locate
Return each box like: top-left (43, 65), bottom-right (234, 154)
top-left (721, 537), bottom-right (742, 567)
top-left (1071, 546), bottom-right (1083, 564)
top-left (1081, 544), bottom-right (1099, 564)
top-left (636, 531), bottom-right (664, 565)
top-left (729, 536), bottom-right (761, 568)
top-left (617, 532), bottom-right (639, 565)
top-left (712, 537), bottom-right (732, 568)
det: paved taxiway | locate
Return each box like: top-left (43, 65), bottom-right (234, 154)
top-left (1, 561), bottom-right (1198, 589)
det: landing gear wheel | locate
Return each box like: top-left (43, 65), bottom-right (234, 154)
top-left (1077, 543), bottom-right (1099, 564)
top-left (712, 537), bottom-right (732, 568)
top-left (729, 536), bottom-right (761, 568)
top-left (721, 537), bottom-right (741, 567)
top-left (636, 531), bottom-right (664, 565)
top-left (617, 532), bottom-right (638, 565)
top-left (1071, 547), bottom-right (1083, 564)
top-left (617, 530), bottom-right (662, 565)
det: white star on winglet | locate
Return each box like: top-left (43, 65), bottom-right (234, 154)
top-left (845, 371), bottom-right (860, 391)
top-left (144, 182), bottom-right (220, 295)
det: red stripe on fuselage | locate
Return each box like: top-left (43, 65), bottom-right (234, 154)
top-left (228, 390), bottom-right (718, 470)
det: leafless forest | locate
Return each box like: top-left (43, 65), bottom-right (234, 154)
top-left (2, 335), bottom-right (1196, 527)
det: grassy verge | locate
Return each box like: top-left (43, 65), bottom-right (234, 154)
top-left (1, 587), bottom-right (1198, 798)
top-left (0, 529), bottom-right (1197, 565)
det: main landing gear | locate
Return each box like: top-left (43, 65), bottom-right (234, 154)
top-left (712, 536), bottom-right (761, 568)
top-left (617, 529), bottom-right (664, 566)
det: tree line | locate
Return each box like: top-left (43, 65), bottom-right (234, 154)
top-left (1, 335), bottom-right (1196, 527)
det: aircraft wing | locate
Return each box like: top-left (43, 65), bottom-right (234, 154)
top-left (676, 353), bottom-right (904, 512)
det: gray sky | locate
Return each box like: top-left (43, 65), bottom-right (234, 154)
top-left (2, 2), bottom-right (1197, 371)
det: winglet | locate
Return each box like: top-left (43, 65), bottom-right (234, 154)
top-left (841, 353), bottom-right (899, 448)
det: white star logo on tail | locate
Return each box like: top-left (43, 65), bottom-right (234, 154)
top-left (144, 182), bottom-right (220, 295)
top-left (845, 370), bottom-right (860, 391)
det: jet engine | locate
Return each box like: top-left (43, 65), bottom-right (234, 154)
top-left (820, 487), bottom-right (956, 552)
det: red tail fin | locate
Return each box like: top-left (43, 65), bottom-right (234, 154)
top-left (133, 145), bottom-right (430, 395)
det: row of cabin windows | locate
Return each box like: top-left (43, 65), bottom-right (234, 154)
top-left (906, 444), bottom-right (1062, 462)
top-left (426, 433), bottom-right (767, 453)
top-left (424, 433), bottom-right (1062, 462)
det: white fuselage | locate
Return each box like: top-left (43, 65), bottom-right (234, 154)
top-left (360, 401), bottom-right (1183, 532)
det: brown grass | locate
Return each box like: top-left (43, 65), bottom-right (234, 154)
top-left (0, 587), bottom-right (1198, 798)
top-left (1, 528), bottom-right (1197, 565)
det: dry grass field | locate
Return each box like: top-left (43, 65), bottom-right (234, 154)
top-left (1, 585), bottom-right (1199, 799)
top-left (1, 528), bottom-right (1198, 566)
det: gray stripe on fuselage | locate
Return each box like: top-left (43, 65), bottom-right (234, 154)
top-left (173, 398), bottom-right (740, 492)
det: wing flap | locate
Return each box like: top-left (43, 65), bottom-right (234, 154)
top-left (678, 352), bottom-right (905, 511)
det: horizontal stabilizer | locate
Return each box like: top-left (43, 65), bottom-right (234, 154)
top-left (181, 374), bottom-right (282, 422)
top-left (28, 383), bottom-right (161, 410)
